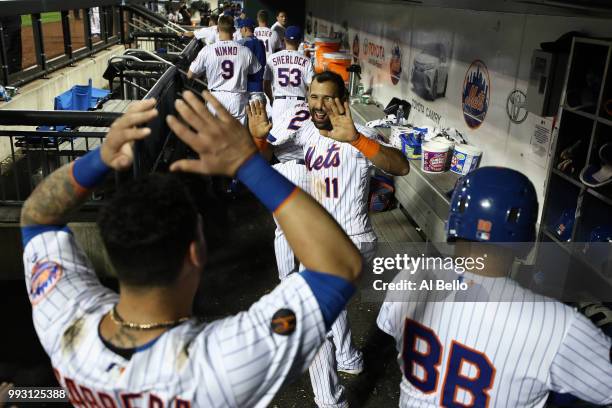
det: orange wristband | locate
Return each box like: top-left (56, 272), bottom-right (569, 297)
top-left (350, 133), bottom-right (380, 158)
top-left (253, 137), bottom-right (268, 152)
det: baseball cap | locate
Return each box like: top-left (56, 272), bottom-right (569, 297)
top-left (238, 17), bottom-right (256, 29)
top-left (285, 26), bottom-right (302, 41)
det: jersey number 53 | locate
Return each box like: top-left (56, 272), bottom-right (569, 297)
top-left (402, 319), bottom-right (496, 407)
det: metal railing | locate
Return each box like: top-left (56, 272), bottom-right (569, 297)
top-left (0, 111), bottom-right (119, 205)
top-left (0, 35), bottom-right (202, 207)
top-left (0, 6), bottom-right (123, 87)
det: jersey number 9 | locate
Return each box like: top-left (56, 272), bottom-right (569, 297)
top-left (221, 60), bottom-right (234, 79)
top-left (402, 319), bottom-right (496, 407)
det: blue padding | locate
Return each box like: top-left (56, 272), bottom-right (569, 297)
top-left (300, 270), bottom-right (355, 331)
top-left (72, 147), bottom-right (111, 189)
top-left (54, 80), bottom-right (110, 111)
top-left (236, 153), bottom-right (296, 212)
top-left (22, 225), bottom-right (71, 247)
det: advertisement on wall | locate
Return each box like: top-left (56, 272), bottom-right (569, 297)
top-left (409, 31), bottom-right (454, 101)
top-left (306, 0), bottom-right (612, 209)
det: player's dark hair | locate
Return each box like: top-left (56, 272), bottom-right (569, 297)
top-left (257, 10), bottom-right (268, 23)
top-left (218, 15), bottom-right (235, 33)
top-left (276, 10), bottom-right (287, 17)
top-left (312, 71), bottom-right (348, 101)
top-left (210, 13), bottom-right (219, 24)
top-left (98, 173), bottom-right (199, 287)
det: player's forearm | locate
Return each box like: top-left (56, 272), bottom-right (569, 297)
top-left (21, 164), bottom-right (89, 227)
top-left (236, 154), bottom-right (362, 282)
top-left (370, 145), bottom-right (410, 176)
top-left (350, 133), bottom-right (410, 176)
top-left (275, 192), bottom-right (362, 282)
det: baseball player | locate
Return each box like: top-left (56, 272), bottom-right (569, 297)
top-left (269, 10), bottom-right (287, 53)
top-left (376, 167), bottom-right (612, 407)
top-left (248, 71), bottom-right (410, 408)
top-left (21, 93), bottom-right (364, 408)
top-left (254, 10), bottom-right (273, 54)
top-left (183, 13), bottom-right (218, 45)
top-left (188, 15), bottom-right (261, 124)
top-left (237, 18), bottom-right (266, 103)
top-left (264, 26), bottom-right (314, 125)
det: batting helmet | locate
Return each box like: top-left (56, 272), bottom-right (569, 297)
top-left (446, 167), bottom-right (538, 246)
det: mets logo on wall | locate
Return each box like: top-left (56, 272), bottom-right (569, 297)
top-left (390, 42), bottom-right (402, 85)
top-left (30, 260), bottom-right (63, 304)
top-left (462, 60), bottom-right (490, 129)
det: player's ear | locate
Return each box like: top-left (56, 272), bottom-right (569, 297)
top-left (189, 240), bottom-right (207, 269)
top-left (189, 215), bottom-right (207, 268)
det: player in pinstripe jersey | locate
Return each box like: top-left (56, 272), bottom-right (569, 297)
top-left (183, 14), bottom-right (218, 45)
top-left (270, 10), bottom-right (287, 53)
top-left (21, 93), bottom-right (364, 408)
top-left (249, 71), bottom-right (410, 408)
top-left (377, 167), bottom-right (612, 407)
top-left (187, 15), bottom-right (261, 124)
top-left (247, 100), bottom-right (311, 281)
top-left (264, 26), bottom-right (315, 127)
top-left (254, 10), bottom-right (273, 54)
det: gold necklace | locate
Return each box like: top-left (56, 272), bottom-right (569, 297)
top-left (109, 306), bottom-right (190, 331)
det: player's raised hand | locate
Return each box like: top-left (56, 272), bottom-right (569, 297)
top-left (101, 99), bottom-right (158, 170)
top-left (321, 97), bottom-right (359, 143)
top-left (167, 91), bottom-right (257, 176)
top-left (247, 100), bottom-right (272, 139)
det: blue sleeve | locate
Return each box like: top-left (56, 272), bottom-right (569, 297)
top-left (22, 225), bottom-right (71, 247)
top-left (300, 270), bottom-right (355, 331)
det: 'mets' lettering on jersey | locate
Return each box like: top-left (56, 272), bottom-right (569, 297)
top-left (305, 144), bottom-right (340, 170)
top-left (271, 54), bottom-right (310, 67)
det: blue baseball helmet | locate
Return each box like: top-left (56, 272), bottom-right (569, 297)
top-left (447, 167), bottom-right (538, 245)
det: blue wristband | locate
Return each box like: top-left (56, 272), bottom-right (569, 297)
top-left (236, 153), bottom-right (297, 213)
top-left (72, 147), bottom-right (111, 189)
top-left (300, 270), bottom-right (355, 331)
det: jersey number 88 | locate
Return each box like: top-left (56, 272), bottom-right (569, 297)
top-left (402, 319), bottom-right (496, 407)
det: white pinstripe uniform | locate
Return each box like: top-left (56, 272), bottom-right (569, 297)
top-left (270, 22), bottom-right (286, 53)
top-left (377, 268), bottom-right (612, 407)
top-left (193, 25), bottom-right (217, 45)
top-left (264, 50), bottom-right (315, 126)
top-left (254, 27), bottom-right (273, 54)
top-left (269, 119), bottom-right (387, 408)
top-left (268, 102), bottom-right (312, 281)
top-left (23, 229), bottom-right (327, 408)
top-left (188, 40), bottom-right (261, 124)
